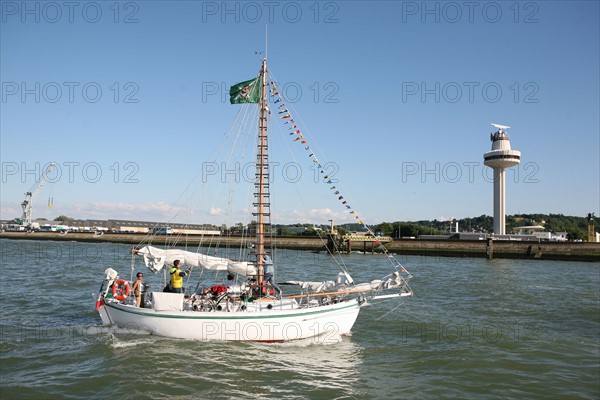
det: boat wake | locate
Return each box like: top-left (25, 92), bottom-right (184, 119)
top-left (103, 333), bottom-right (157, 349)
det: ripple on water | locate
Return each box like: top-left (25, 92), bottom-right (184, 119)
top-left (0, 240), bottom-right (598, 399)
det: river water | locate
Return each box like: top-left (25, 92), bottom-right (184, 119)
top-left (0, 239), bottom-right (598, 399)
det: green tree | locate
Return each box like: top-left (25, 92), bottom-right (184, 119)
top-left (337, 227), bottom-right (348, 235)
top-left (566, 228), bottom-right (582, 241)
top-left (305, 227), bottom-right (320, 236)
top-left (375, 222), bottom-right (394, 236)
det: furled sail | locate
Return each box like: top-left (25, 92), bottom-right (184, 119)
top-left (283, 271), bottom-right (406, 294)
top-left (136, 246), bottom-right (257, 276)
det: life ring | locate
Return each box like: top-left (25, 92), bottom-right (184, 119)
top-left (112, 279), bottom-right (131, 301)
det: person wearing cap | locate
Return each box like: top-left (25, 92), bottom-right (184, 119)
top-left (169, 259), bottom-right (193, 294)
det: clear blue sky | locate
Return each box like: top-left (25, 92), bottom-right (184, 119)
top-left (1, 1), bottom-right (598, 226)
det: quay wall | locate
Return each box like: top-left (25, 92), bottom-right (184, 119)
top-left (1, 232), bottom-right (599, 262)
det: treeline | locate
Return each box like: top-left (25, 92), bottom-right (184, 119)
top-left (508, 213), bottom-right (594, 241)
top-left (367, 213), bottom-right (595, 241)
top-left (224, 214), bottom-right (595, 240)
top-left (51, 213), bottom-right (595, 241)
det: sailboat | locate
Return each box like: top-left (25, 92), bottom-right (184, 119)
top-left (95, 57), bottom-right (413, 342)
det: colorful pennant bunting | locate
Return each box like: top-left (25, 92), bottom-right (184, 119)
top-left (267, 72), bottom-right (404, 267)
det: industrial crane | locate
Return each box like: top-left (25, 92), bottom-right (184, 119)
top-left (20, 162), bottom-right (57, 229)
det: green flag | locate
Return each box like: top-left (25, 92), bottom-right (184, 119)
top-left (229, 77), bottom-right (260, 104)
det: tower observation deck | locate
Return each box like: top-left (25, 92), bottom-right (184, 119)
top-left (483, 124), bottom-right (521, 235)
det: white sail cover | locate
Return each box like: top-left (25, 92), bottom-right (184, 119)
top-left (283, 272), bottom-right (405, 294)
top-left (136, 246), bottom-right (257, 276)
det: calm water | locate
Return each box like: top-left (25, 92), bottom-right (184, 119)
top-left (1, 239), bottom-right (598, 399)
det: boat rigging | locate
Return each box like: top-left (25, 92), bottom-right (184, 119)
top-left (94, 56), bottom-right (413, 342)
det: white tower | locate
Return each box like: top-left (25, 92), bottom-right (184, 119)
top-left (483, 123), bottom-right (521, 235)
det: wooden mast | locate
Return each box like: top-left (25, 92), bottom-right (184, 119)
top-left (254, 58), bottom-right (269, 288)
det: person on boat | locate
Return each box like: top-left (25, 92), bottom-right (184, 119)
top-left (225, 274), bottom-right (236, 287)
top-left (263, 255), bottom-right (282, 297)
top-left (132, 272), bottom-right (144, 307)
top-left (170, 259), bottom-right (193, 294)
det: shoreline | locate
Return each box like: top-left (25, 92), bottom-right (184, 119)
top-left (1, 231), bottom-right (599, 262)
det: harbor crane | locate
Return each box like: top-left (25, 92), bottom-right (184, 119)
top-left (20, 162), bottom-right (57, 229)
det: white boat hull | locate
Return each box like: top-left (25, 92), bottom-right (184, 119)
top-left (98, 298), bottom-right (362, 342)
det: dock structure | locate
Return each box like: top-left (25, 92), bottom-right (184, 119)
top-left (0, 232), bottom-right (598, 261)
top-left (343, 234), bottom-right (393, 254)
